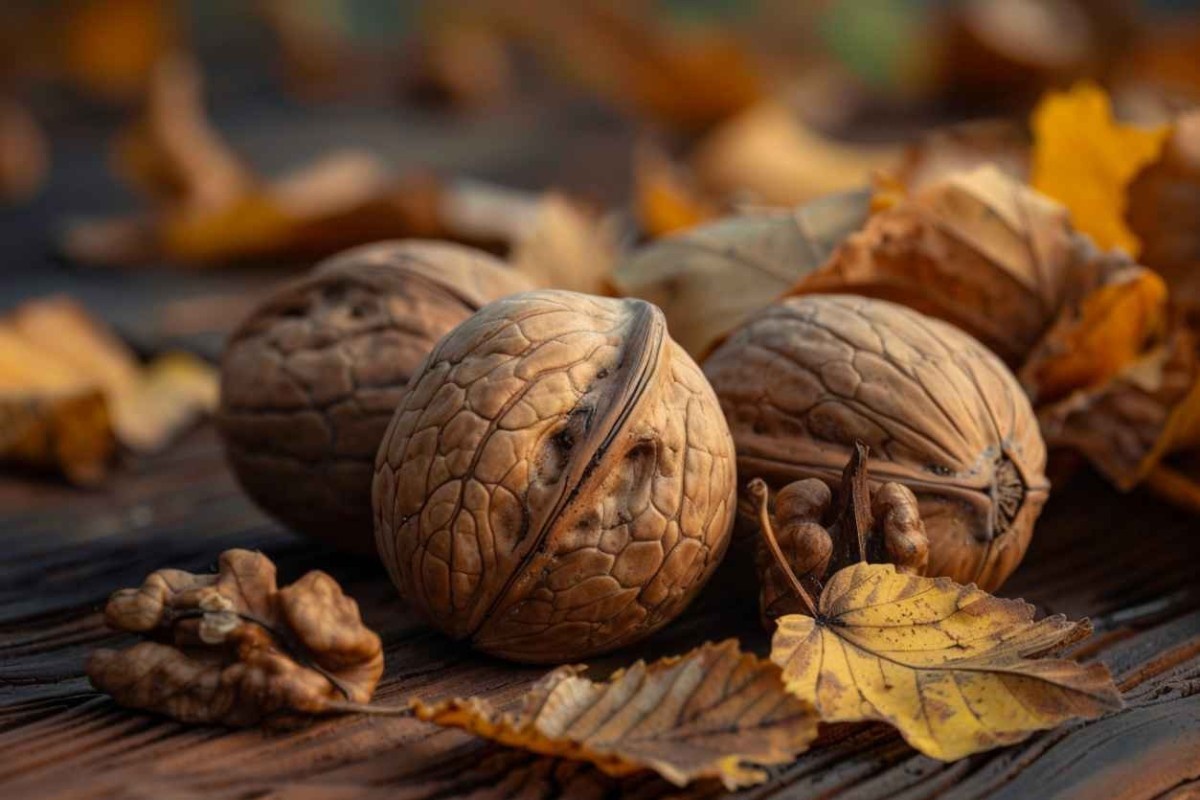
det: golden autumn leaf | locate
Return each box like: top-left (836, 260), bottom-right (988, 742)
top-left (1021, 266), bottom-right (1169, 404)
top-left (88, 549), bottom-right (384, 725)
top-left (770, 563), bottom-right (1123, 761)
top-left (1031, 82), bottom-right (1169, 257)
top-left (413, 640), bottom-right (818, 789)
top-left (0, 297), bottom-right (217, 481)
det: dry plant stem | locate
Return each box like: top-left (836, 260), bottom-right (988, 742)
top-left (1144, 463), bottom-right (1200, 516)
top-left (748, 478), bottom-right (817, 617)
top-left (323, 700), bottom-right (412, 717)
top-left (834, 441), bottom-right (872, 566)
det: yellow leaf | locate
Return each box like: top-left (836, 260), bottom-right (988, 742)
top-left (1031, 82), bottom-right (1169, 257)
top-left (413, 640), bottom-right (818, 789)
top-left (770, 563), bottom-right (1122, 761)
top-left (1021, 267), bottom-right (1169, 404)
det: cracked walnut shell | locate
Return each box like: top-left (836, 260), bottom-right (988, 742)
top-left (705, 295), bottom-right (1049, 592)
top-left (218, 241), bottom-right (533, 553)
top-left (373, 290), bottom-right (737, 663)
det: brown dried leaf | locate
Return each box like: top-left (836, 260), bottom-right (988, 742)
top-left (750, 444), bottom-right (929, 627)
top-left (613, 189), bottom-right (870, 357)
top-left (770, 563), bottom-right (1123, 761)
top-left (88, 549), bottom-right (384, 725)
top-left (792, 165), bottom-right (1079, 366)
top-left (1128, 110), bottom-right (1200, 305)
top-left (413, 640), bottom-right (817, 789)
top-left (894, 118), bottom-right (1030, 193)
top-left (690, 102), bottom-right (902, 207)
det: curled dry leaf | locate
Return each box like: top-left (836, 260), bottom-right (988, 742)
top-left (0, 297), bottom-right (216, 482)
top-left (690, 101), bottom-right (902, 208)
top-left (613, 189), bottom-right (870, 358)
top-left (88, 549), bottom-right (383, 725)
top-left (413, 640), bottom-right (817, 789)
top-left (749, 443), bottom-right (928, 627)
top-left (791, 165), bottom-right (1080, 366)
top-left (1031, 82), bottom-right (1169, 257)
top-left (769, 563), bottom-right (1123, 761)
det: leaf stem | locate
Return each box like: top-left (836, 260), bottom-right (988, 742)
top-left (323, 700), bottom-right (413, 717)
top-left (748, 478), bottom-right (819, 617)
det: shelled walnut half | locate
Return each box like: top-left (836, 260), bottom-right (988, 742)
top-left (373, 290), bottom-right (737, 663)
top-left (219, 240), bottom-right (533, 553)
top-left (705, 294), bottom-right (1049, 592)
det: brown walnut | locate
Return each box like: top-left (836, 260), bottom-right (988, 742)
top-left (373, 290), bottom-right (737, 663)
top-left (705, 295), bottom-right (1049, 592)
top-left (219, 240), bottom-right (533, 553)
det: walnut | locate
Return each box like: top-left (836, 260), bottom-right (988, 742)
top-left (705, 295), bottom-right (1049, 592)
top-left (373, 290), bottom-right (737, 663)
top-left (218, 241), bottom-right (533, 553)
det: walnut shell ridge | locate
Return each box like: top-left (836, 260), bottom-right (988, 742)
top-left (704, 294), bottom-right (1049, 591)
top-left (218, 240), bottom-right (533, 553)
top-left (373, 290), bottom-right (737, 663)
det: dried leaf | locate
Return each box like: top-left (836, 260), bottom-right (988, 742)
top-left (0, 97), bottom-right (48, 203)
top-left (792, 165), bottom-right (1082, 367)
top-left (770, 563), bottom-right (1123, 761)
top-left (613, 189), bottom-right (870, 357)
top-left (0, 297), bottom-right (216, 483)
top-left (1031, 82), bottom-right (1169, 257)
top-left (690, 102), bottom-right (902, 207)
top-left (495, 2), bottom-right (763, 133)
top-left (750, 444), bottom-right (928, 628)
top-left (0, 389), bottom-right (114, 485)
top-left (508, 194), bottom-right (618, 296)
top-left (88, 549), bottom-right (384, 725)
top-left (1021, 266), bottom-right (1169, 404)
top-left (1037, 325), bottom-right (1200, 490)
top-left (1127, 110), bottom-right (1200, 305)
top-left (633, 142), bottom-right (718, 238)
top-left (62, 0), bottom-right (177, 102)
top-left (894, 118), bottom-right (1030, 193)
top-left (413, 640), bottom-right (817, 789)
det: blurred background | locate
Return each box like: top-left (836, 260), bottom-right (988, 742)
top-left (2, 0), bottom-right (1200, 483)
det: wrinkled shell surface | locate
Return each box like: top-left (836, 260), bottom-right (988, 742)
top-left (219, 240), bottom-right (532, 552)
top-left (705, 295), bottom-right (1049, 591)
top-left (373, 290), bottom-right (736, 663)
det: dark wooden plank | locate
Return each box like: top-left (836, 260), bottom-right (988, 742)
top-left (0, 425), bottom-right (1198, 799)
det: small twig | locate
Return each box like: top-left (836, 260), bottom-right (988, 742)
top-left (748, 478), bottom-right (819, 617)
top-left (838, 441), bottom-right (874, 565)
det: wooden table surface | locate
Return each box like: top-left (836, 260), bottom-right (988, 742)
top-left (1, 425), bottom-right (1198, 800)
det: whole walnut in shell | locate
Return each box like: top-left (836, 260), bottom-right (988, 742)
top-left (704, 295), bottom-right (1049, 591)
top-left (373, 290), bottom-right (737, 663)
top-left (219, 241), bottom-right (533, 553)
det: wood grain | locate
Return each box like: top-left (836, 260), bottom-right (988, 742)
top-left (1, 427), bottom-right (1198, 799)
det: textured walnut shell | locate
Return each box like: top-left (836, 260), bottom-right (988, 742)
top-left (373, 290), bottom-right (736, 663)
top-left (218, 241), bottom-right (533, 553)
top-left (705, 295), bottom-right (1049, 592)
